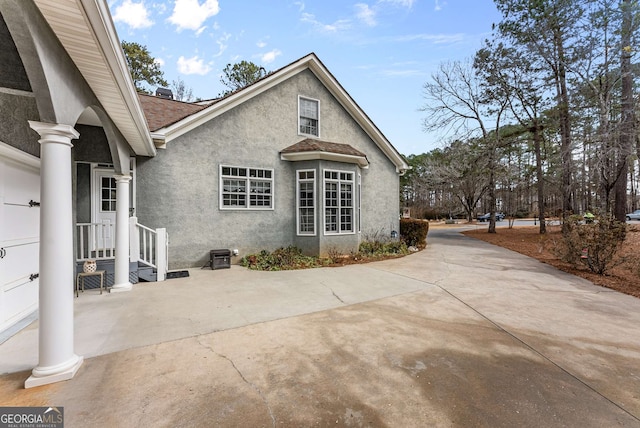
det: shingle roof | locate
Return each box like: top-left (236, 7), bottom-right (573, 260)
top-left (281, 138), bottom-right (367, 158)
top-left (138, 93), bottom-right (208, 132)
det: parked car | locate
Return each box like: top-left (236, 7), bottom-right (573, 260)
top-left (626, 210), bottom-right (640, 221)
top-left (477, 212), bottom-right (505, 222)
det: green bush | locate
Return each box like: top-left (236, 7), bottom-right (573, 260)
top-left (553, 215), bottom-right (627, 275)
top-left (359, 240), bottom-right (409, 256)
top-left (400, 218), bottom-right (429, 248)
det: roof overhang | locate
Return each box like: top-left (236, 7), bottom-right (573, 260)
top-left (33, 0), bottom-right (155, 157)
top-left (153, 53), bottom-right (408, 174)
top-left (280, 151), bottom-right (369, 169)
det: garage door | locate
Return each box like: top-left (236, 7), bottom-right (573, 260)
top-left (0, 143), bottom-right (40, 334)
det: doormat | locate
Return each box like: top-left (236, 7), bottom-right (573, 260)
top-left (166, 270), bottom-right (190, 280)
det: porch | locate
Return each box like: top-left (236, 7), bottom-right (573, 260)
top-left (75, 217), bottom-right (168, 287)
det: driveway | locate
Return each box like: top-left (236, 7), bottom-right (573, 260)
top-left (1, 226), bottom-right (639, 427)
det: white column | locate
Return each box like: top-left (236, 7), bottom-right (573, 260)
top-left (25, 121), bottom-right (83, 388)
top-left (111, 174), bottom-right (132, 292)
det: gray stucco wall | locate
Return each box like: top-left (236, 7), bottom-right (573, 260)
top-left (0, 11), bottom-right (40, 156)
top-left (137, 69), bottom-right (400, 268)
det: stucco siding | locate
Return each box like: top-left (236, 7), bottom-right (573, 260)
top-left (137, 69), bottom-right (401, 268)
top-left (0, 92), bottom-right (40, 157)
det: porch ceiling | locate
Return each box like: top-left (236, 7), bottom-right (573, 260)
top-left (33, 0), bottom-right (155, 157)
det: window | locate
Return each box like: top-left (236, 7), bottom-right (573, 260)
top-left (101, 176), bottom-right (116, 212)
top-left (324, 170), bottom-right (354, 234)
top-left (220, 165), bottom-right (273, 210)
top-left (299, 96), bottom-right (319, 136)
top-left (297, 170), bottom-right (316, 235)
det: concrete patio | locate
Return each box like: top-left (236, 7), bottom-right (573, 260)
top-left (1, 226), bottom-right (639, 427)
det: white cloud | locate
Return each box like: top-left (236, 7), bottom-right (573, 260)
top-left (381, 69), bottom-right (424, 77)
top-left (256, 40), bottom-right (267, 48)
top-left (177, 55), bottom-right (212, 75)
top-left (294, 1), bottom-right (305, 12)
top-left (260, 49), bottom-right (282, 64)
top-left (155, 57), bottom-right (165, 67)
top-left (355, 3), bottom-right (377, 27)
top-left (168, 0), bottom-right (220, 32)
top-left (434, 0), bottom-right (447, 11)
top-left (113, 0), bottom-right (153, 29)
top-left (394, 33), bottom-right (465, 44)
top-left (214, 33), bottom-right (231, 57)
top-left (379, 0), bottom-right (416, 7)
top-left (301, 12), bottom-right (351, 33)
top-left (195, 26), bottom-right (207, 36)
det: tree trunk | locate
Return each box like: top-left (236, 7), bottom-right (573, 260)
top-left (533, 124), bottom-right (546, 234)
top-left (615, 0), bottom-right (635, 221)
top-left (555, 28), bottom-right (573, 230)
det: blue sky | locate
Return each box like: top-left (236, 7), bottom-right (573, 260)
top-left (108, 0), bottom-right (502, 156)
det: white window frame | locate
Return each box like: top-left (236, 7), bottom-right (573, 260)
top-left (296, 169), bottom-right (316, 236)
top-left (219, 165), bottom-right (274, 210)
top-left (298, 95), bottom-right (320, 137)
top-left (357, 172), bottom-right (362, 233)
top-left (323, 169), bottom-right (355, 235)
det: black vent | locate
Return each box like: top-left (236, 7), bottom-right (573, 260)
top-left (155, 87), bottom-right (173, 99)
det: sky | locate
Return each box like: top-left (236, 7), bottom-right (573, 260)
top-left (108, 0), bottom-right (503, 156)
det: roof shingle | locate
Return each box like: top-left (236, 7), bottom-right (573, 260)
top-left (281, 138), bottom-right (367, 158)
top-left (138, 93), bottom-right (208, 132)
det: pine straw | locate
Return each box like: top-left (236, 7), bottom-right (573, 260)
top-left (463, 225), bottom-right (640, 299)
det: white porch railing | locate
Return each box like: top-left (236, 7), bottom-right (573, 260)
top-left (129, 216), bottom-right (168, 282)
top-left (76, 219), bottom-right (168, 282)
top-left (76, 222), bottom-right (115, 261)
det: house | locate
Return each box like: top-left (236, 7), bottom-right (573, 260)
top-left (0, 0), bottom-right (407, 388)
top-left (135, 53), bottom-right (409, 268)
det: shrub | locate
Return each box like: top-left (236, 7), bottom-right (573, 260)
top-left (553, 215), bottom-right (627, 275)
top-left (359, 240), bottom-right (409, 256)
top-left (240, 246), bottom-right (320, 271)
top-left (400, 218), bottom-right (429, 248)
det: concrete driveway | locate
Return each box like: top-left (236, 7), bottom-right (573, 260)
top-left (1, 226), bottom-right (640, 427)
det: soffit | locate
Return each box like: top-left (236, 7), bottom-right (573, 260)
top-left (33, 0), bottom-right (155, 156)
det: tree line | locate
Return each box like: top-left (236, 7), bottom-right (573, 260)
top-left (404, 0), bottom-right (639, 234)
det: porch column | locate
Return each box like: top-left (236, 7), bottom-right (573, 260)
top-left (111, 174), bottom-right (132, 292)
top-left (25, 121), bottom-right (83, 388)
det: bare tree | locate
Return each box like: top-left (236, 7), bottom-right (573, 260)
top-left (171, 77), bottom-right (195, 102)
top-left (421, 60), bottom-right (509, 232)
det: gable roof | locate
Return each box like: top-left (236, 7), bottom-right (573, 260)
top-left (281, 138), bottom-right (369, 168)
top-left (146, 53), bottom-right (409, 173)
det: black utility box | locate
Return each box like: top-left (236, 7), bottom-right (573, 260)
top-left (210, 249), bottom-right (231, 270)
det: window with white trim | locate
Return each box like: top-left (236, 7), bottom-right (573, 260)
top-left (297, 170), bottom-right (316, 235)
top-left (220, 165), bottom-right (273, 209)
top-left (357, 173), bottom-right (362, 233)
top-left (299, 96), bottom-right (319, 136)
top-left (324, 170), bottom-right (354, 234)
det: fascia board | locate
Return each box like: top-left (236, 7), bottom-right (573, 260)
top-left (0, 141), bottom-right (41, 169)
top-left (280, 151), bottom-right (369, 169)
top-left (78, 0), bottom-right (156, 157)
top-left (153, 53), bottom-right (408, 173)
top-left (156, 58), bottom-right (312, 143)
top-left (305, 60), bottom-right (409, 174)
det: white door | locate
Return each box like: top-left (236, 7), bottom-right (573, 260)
top-left (0, 146), bottom-right (40, 333)
top-left (92, 168), bottom-right (116, 251)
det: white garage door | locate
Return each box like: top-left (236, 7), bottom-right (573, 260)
top-left (0, 143), bottom-right (40, 334)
